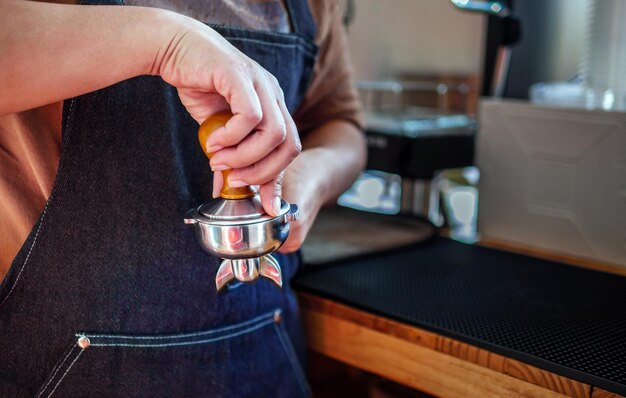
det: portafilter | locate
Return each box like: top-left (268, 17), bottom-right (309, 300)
top-left (184, 112), bottom-right (299, 291)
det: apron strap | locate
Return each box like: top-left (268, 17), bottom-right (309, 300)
top-left (82, 0), bottom-right (316, 44)
top-left (284, 0), bottom-right (317, 42)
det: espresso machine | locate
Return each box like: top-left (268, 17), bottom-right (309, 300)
top-left (353, 81), bottom-right (477, 225)
top-left (341, 0), bottom-right (520, 224)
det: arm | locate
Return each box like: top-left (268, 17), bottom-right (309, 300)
top-left (0, 0), bottom-right (298, 216)
top-left (278, 2), bottom-right (367, 253)
top-left (278, 120), bottom-right (366, 253)
top-left (0, 1), bottom-right (165, 114)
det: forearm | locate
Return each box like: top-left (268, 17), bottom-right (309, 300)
top-left (294, 120), bottom-right (366, 206)
top-left (277, 119), bottom-right (365, 252)
top-left (0, 1), bottom-right (181, 115)
top-left (1, 1), bottom-right (302, 215)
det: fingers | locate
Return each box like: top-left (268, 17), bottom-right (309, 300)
top-left (176, 89), bottom-right (229, 125)
top-left (214, 99), bottom-right (301, 187)
top-left (211, 170), bottom-right (223, 198)
top-left (278, 231), bottom-right (298, 253)
top-left (225, 140), bottom-right (300, 190)
top-left (278, 221), bottom-right (304, 253)
top-left (208, 82), bottom-right (287, 169)
top-left (258, 172), bottom-right (284, 217)
top-left (203, 85), bottom-right (261, 152)
top-left (167, 27), bottom-right (300, 200)
top-left (190, 57), bottom-right (300, 214)
top-left (205, 69), bottom-right (281, 150)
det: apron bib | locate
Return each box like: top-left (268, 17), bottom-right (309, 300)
top-left (0, 1), bottom-right (317, 397)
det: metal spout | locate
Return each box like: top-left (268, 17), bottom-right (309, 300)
top-left (215, 255), bottom-right (283, 291)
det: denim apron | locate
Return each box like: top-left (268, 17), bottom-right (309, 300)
top-left (0, 1), bottom-right (318, 397)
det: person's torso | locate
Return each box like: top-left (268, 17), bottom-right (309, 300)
top-left (0, 0), bottom-right (302, 277)
top-left (0, 1), bottom-right (317, 396)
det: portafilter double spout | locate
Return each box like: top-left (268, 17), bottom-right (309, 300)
top-left (184, 112), bottom-right (299, 291)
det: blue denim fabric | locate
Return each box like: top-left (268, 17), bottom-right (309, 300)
top-left (0, 1), bottom-right (318, 397)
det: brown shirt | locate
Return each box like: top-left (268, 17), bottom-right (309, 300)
top-left (0, 0), bottom-right (362, 277)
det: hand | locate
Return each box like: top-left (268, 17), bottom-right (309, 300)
top-left (276, 121), bottom-right (367, 253)
top-left (0, 3), bottom-right (299, 216)
top-left (156, 14), bottom-right (301, 216)
top-left (278, 152), bottom-right (324, 253)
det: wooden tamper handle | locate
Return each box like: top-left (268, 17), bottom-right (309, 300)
top-left (198, 112), bottom-right (256, 200)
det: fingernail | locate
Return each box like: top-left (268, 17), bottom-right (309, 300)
top-left (229, 180), bottom-right (246, 188)
top-left (211, 164), bottom-right (227, 172)
top-left (273, 196), bottom-right (282, 216)
top-left (205, 145), bottom-right (222, 154)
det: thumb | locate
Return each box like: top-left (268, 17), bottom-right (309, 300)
top-left (259, 172), bottom-right (284, 217)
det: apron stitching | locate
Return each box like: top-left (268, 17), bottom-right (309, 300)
top-left (45, 349), bottom-right (84, 398)
top-left (224, 37), bottom-right (315, 57)
top-left (274, 321), bottom-right (310, 396)
top-left (36, 345), bottom-right (77, 397)
top-left (224, 34), bottom-right (314, 51)
top-left (76, 310), bottom-right (276, 340)
top-left (225, 280), bottom-right (244, 291)
top-left (212, 25), bottom-right (316, 51)
top-left (0, 98), bottom-right (76, 308)
top-left (86, 318), bottom-right (275, 348)
top-left (0, 200), bottom-right (50, 308)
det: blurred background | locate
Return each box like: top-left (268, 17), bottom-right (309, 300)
top-left (306, 1), bottom-right (626, 395)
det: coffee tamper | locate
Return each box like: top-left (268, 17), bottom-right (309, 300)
top-left (185, 112), bottom-right (299, 291)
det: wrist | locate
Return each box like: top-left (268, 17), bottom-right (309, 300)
top-left (139, 7), bottom-right (220, 78)
top-left (286, 148), bottom-right (332, 204)
top-left (127, 7), bottom-right (187, 77)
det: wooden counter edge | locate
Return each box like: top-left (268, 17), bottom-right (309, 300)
top-left (477, 237), bottom-right (626, 277)
top-left (299, 293), bottom-right (623, 398)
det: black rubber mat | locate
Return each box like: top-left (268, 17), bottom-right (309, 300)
top-left (294, 238), bottom-right (626, 395)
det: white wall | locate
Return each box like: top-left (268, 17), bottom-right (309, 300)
top-left (346, 0), bottom-right (486, 80)
top-left (548, 0), bottom-right (590, 79)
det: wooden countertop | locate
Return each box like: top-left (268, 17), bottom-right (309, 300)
top-left (299, 292), bottom-right (621, 398)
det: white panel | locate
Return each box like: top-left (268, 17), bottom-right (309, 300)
top-left (477, 100), bottom-right (626, 267)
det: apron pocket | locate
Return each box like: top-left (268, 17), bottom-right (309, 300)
top-left (36, 309), bottom-right (310, 398)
